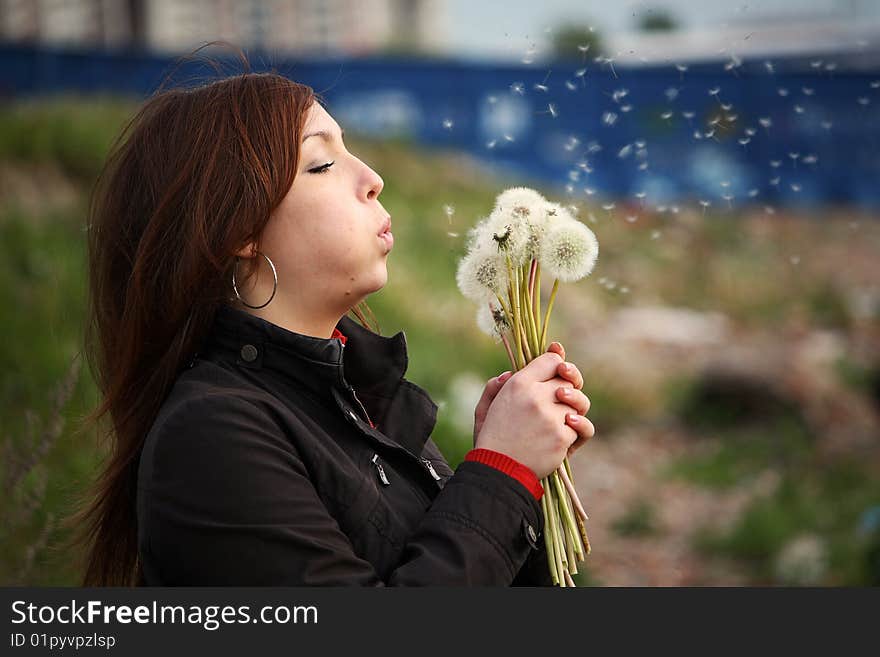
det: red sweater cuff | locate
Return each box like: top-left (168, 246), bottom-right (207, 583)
top-left (464, 448), bottom-right (544, 501)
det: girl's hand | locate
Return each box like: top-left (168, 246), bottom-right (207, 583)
top-left (473, 342), bottom-right (593, 449)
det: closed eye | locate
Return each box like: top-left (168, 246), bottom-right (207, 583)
top-left (308, 161), bottom-right (334, 174)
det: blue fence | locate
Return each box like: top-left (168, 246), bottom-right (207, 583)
top-left (1, 43), bottom-right (878, 209)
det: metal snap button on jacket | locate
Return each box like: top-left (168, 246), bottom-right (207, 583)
top-left (240, 344), bottom-right (258, 362)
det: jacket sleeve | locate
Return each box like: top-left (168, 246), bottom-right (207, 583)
top-left (138, 395), bottom-right (544, 586)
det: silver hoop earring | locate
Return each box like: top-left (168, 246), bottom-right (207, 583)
top-left (232, 251), bottom-right (278, 309)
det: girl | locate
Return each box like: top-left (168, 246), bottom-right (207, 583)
top-left (75, 64), bottom-right (595, 586)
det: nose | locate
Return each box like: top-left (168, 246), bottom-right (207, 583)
top-left (362, 162), bottom-right (384, 201)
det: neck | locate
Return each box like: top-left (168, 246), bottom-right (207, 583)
top-left (230, 296), bottom-right (349, 340)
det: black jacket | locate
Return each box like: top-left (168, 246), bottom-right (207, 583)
top-left (136, 304), bottom-right (552, 585)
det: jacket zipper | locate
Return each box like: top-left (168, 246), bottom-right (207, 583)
top-left (371, 453), bottom-right (391, 486)
top-left (421, 457), bottom-right (442, 481)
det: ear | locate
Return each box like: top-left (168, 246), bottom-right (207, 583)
top-left (234, 242), bottom-right (257, 259)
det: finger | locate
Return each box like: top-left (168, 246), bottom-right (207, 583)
top-left (474, 371), bottom-right (511, 418)
top-left (556, 360), bottom-right (584, 390)
top-left (518, 351), bottom-right (566, 383)
top-left (547, 341), bottom-right (566, 361)
top-left (564, 413), bottom-right (595, 456)
top-left (555, 387), bottom-right (590, 415)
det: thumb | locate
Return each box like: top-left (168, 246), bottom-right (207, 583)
top-left (474, 371), bottom-right (512, 416)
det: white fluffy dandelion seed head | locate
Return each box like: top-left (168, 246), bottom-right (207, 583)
top-left (538, 219), bottom-right (599, 282)
top-left (456, 243), bottom-right (510, 304)
top-left (482, 206), bottom-right (531, 266)
top-left (476, 302), bottom-right (510, 343)
top-left (492, 186), bottom-right (547, 220)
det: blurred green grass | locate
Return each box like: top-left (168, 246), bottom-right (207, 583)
top-left (1, 96), bottom-right (878, 585)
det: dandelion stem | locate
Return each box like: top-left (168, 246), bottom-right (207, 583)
top-left (499, 331), bottom-right (517, 371)
top-left (558, 460), bottom-right (588, 522)
top-left (541, 491), bottom-right (559, 586)
top-left (520, 264), bottom-right (539, 359)
top-left (540, 278), bottom-right (560, 348)
top-left (534, 261), bottom-right (542, 343)
top-left (505, 255), bottom-right (525, 369)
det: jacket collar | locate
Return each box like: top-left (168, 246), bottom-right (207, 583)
top-left (201, 304), bottom-right (409, 398)
top-left (198, 305), bottom-right (438, 456)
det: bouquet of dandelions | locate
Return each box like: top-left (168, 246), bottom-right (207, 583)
top-left (456, 186), bottom-right (598, 587)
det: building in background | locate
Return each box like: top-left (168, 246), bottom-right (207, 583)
top-left (0, 0), bottom-right (449, 56)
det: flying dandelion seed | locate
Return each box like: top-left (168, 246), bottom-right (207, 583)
top-left (821, 120), bottom-right (833, 130)
top-left (699, 200), bottom-right (711, 214)
top-left (575, 67), bottom-right (587, 78)
top-left (635, 139), bottom-right (646, 149)
top-left (638, 162), bottom-right (649, 171)
top-left (625, 214), bottom-right (638, 223)
top-left (621, 104), bottom-right (633, 112)
top-left (682, 110), bottom-right (695, 122)
top-left (810, 60), bottom-right (823, 69)
top-left (547, 103), bottom-right (558, 118)
top-left (486, 140), bottom-right (497, 149)
top-left (487, 95), bottom-right (497, 104)
top-left (708, 115), bottom-right (721, 127)
top-left (721, 102), bottom-right (734, 111)
top-left (778, 87), bottom-right (789, 97)
top-left (693, 130), bottom-right (703, 140)
top-left (708, 86), bottom-right (721, 99)
top-left (650, 230), bottom-right (661, 240)
top-left (794, 105), bottom-right (805, 114)
top-left (765, 205), bottom-right (776, 215)
top-left (722, 193), bottom-right (734, 208)
top-left (790, 183), bottom-right (801, 192)
top-left (564, 136), bottom-right (580, 151)
top-left (738, 137), bottom-right (751, 148)
top-left (857, 97), bottom-right (870, 106)
top-left (802, 87), bottom-right (815, 96)
top-left (612, 88), bottom-right (629, 103)
top-left (825, 62), bottom-right (837, 72)
top-left (635, 191), bottom-right (646, 204)
top-left (601, 202), bottom-right (616, 212)
top-left (720, 180), bottom-right (731, 189)
top-left (789, 152), bottom-right (800, 168)
top-left (602, 111), bottom-right (618, 126)
top-left (534, 83), bottom-right (549, 93)
top-left (567, 170), bottom-right (580, 182)
top-left (665, 87), bottom-right (680, 101)
top-left (661, 110), bottom-right (674, 121)
top-left (705, 129), bottom-right (718, 141)
top-left (759, 117), bottom-right (773, 132)
top-left (503, 134), bottom-right (515, 142)
top-left (790, 255), bottom-right (800, 265)
top-left (617, 144), bottom-right (633, 158)
top-left (444, 204), bottom-right (455, 219)
top-left (587, 212), bottom-right (598, 223)
top-left (764, 60), bottom-right (775, 73)
top-left (600, 56), bottom-right (618, 78)
top-left (770, 160), bottom-right (782, 168)
top-left (565, 80), bottom-right (577, 91)
top-left (510, 82), bottom-right (525, 95)
top-left (726, 114), bottom-right (738, 122)
top-left (748, 188), bottom-right (759, 198)
top-left (744, 127), bottom-right (756, 137)
top-left (442, 118), bottom-right (454, 130)
top-left (803, 154), bottom-right (818, 166)
top-left (675, 63), bottom-right (688, 80)
top-left (670, 205), bottom-right (681, 214)
top-left (620, 286), bottom-right (630, 294)
top-left (871, 81), bottom-right (880, 89)
top-left (447, 232), bottom-right (459, 238)
top-left (770, 176), bottom-right (781, 186)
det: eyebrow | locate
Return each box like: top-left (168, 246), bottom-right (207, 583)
top-left (302, 127), bottom-right (345, 143)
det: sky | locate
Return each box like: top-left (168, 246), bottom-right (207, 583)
top-left (444, 0), bottom-right (880, 61)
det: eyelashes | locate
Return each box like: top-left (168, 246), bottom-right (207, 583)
top-left (308, 161), bottom-right (335, 174)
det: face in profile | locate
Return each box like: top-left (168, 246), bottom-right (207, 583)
top-left (245, 101), bottom-right (392, 319)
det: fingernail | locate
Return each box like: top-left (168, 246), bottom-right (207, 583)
top-left (560, 388), bottom-right (571, 397)
top-left (567, 414), bottom-right (579, 423)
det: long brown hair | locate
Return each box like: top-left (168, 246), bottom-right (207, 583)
top-left (69, 44), bottom-right (380, 586)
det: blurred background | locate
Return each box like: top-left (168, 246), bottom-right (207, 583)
top-left (1, 0), bottom-right (879, 586)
